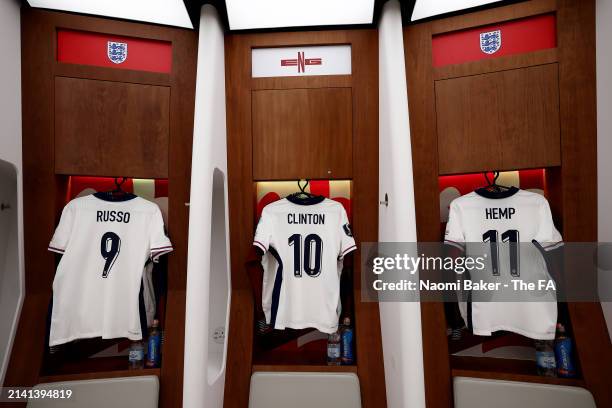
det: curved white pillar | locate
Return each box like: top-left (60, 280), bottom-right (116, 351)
top-left (183, 5), bottom-right (231, 408)
top-left (378, 1), bottom-right (426, 407)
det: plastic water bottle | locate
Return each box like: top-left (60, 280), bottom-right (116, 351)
top-left (554, 323), bottom-right (576, 378)
top-left (146, 319), bottom-right (161, 368)
top-left (341, 317), bottom-right (354, 365)
top-left (128, 340), bottom-right (145, 369)
top-left (535, 339), bottom-right (557, 377)
top-left (327, 331), bottom-right (341, 366)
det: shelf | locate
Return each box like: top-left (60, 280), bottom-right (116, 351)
top-left (253, 364), bottom-right (357, 373)
top-left (39, 368), bottom-right (160, 384)
top-left (40, 355), bottom-right (163, 381)
top-left (451, 356), bottom-right (584, 387)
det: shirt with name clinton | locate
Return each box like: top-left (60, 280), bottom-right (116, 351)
top-left (253, 196), bottom-right (355, 334)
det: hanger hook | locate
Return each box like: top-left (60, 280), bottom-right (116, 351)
top-left (483, 172), bottom-right (492, 186)
top-left (114, 177), bottom-right (127, 188)
top-left (493, 171), bottom-right (500, 184)
top-left (297, 179), bottom-right (309, 193)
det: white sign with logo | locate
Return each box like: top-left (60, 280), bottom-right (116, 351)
top-left (252, 45), bottom-right (352, 78)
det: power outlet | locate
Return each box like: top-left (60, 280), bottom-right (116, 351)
top-left (213, 327), bottom-right (225, 344)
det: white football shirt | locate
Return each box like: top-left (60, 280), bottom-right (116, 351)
top-left (253, 196), bottom-right (356, 334)
top-left (445, 188), bottom-right (563, 340)
top-left (48, 194), bottom-right (173, 346)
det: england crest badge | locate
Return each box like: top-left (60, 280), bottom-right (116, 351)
top-left (107, 41), bottom-right (128, 64)
top-left (479, 30), bottom-right (501, 54)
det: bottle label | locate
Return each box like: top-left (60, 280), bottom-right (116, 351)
top-left (555, 338), bottom-right (575, 376)
top-left (342, 330), bottom-right (353, 360)
top-left (536, 351), bottom-right (556, 368)
top-left (129, 349), bottom-right (144, 361)
top-left (328, 345), bottom-right (341, 359)
top-left (147, 335), bottom-right (161, 363)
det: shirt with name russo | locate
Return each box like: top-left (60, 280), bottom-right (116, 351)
top-left (48, 194), bottom-right (172, 346)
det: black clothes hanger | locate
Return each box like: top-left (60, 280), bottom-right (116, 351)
top-left (286, 179), bottom-right (324, 205)
top-left (94, 177), bottom-right (137, 202)
top-left (475, 171), bottom-right (518, 199)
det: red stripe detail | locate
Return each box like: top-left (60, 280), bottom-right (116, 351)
top-left (298, 52), bottom-right (305, 73)
top-left (281, 59), bottom-right (298, 66)
top-left (152, 248), bottom-right (173, 254)
top-left (152, 249), bottom-right (173, 254)
top-left (253, 241), bottom-right (267, 252)
top-left (432, 14), bottom-right (556, 67)
top-left (57, 30), bottom-right (172, 73)
top-left (341, 245), bottom-right (357, 256)
top-left (444, 240), bottom-right (465, 249)
top-left (151, 246), bottom-right (173, 251)
top-left (305, 58), bottom-right (322, 65)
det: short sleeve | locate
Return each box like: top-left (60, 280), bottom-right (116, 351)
top-left (534, 199), bottom-right (563, 252)
top-left (444, 201), bottom-right (465, 252)
top-left (149, 207), bottom-right (173, 261)
top-left (338, 207), bottom-right (356, 259)
top-left (48, 203), bottom-right (76, 254)
top-left (253, 208), bottom-right (272, 253)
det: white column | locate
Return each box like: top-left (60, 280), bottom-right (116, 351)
top-left (0, 0), bottom-right (23, 387)
top-left (378, 1), bottom-right (426, 407)
top-left (183, 5), bottom-right (231, 408)
top-left (596, 0), bottom-right (612, 339)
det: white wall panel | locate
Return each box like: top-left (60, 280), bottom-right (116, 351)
top-left (182, 5), bottom-right (230, 407)
top-left (0, 0), bottom-right (23, 387)
top-left (597, 0), bottom-right (612, 340)
top-left (378, 1), bottom-right (426, 407)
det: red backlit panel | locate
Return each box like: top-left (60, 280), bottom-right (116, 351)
top-left (57, 30), bottom-right (172, 73)
top-left (432, 14), bottom-right (556, 67)
top-left (67, 176), bottom-right (168, 202)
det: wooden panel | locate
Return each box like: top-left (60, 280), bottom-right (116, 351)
top-left (252, 88), bottom-right (353, 180)
top-left (251, 75), bottom-right (352, 90)
top-left (252, 365), bottom-right (357, 373)
top-left (224, 32), bottom-right (256, 408)
top-left (224, 29), bottom-right (385, 408)
top-left (557, 1), bottom-right (611, 407)
top-left (430, 0), bottom-right (557, 35)
top-left (436, 64), bottom-right (561, 175)
top-left (54, 63), bottom-right (170, 87)
top-left (159, 22), bottom-right (196, 408)
top-left (433, 48), bottom-right (558, 80)
top-left (349, 29), bottom-right (386, 408)
top-left (39, 368), bottom-right (160, 383)
top-left (406, 1), bottom-right (608, 408)
top-left (54, 77), bottom-right (170, 178)
top-left (6, 10), bottom-right (197, 408)
top-left (451, 356), bottom-right (585, 387)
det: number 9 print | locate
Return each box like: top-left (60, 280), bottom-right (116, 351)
top-left (100, 232), bottom-right (121, 278)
